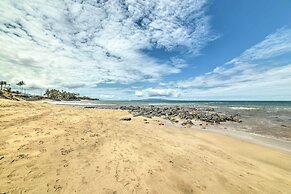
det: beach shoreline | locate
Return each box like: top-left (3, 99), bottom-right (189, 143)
top-left (46, 100), bottom-right (291, 152)
top-left (195, 123), bottom-right (291, 153)
top-left (1, 99), bottom-right (291, 193)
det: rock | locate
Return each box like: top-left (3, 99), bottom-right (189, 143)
top-left (133, 113), bottom-right (143, 117)
top-left (206, 107), bottom-right (215, 111)
top-left (119, 106), bottom-right (127, 110)
top-left (120, 117), bottom-right (131, 121)
top-left (118, 105), bottom-right (241, 125)
top-left (181, 119), bottom-right (193, 126)
top-left (232, 115), bottom-right (242, 123)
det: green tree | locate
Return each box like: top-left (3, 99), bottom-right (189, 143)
top-left (0, 81), bottom-right (7, 90)
top-left (5, 87), bottom-right (12, 93)
top-left (16, 81), bottom-right (25, 93)
top-left (44, 89), bottom-right (79, 101)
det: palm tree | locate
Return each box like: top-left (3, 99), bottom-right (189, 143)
top-left (0, 81), bottom-right (4, 90)
top-left (6, 87), bottom-right (11, 93)
top-left (16, 81), bottom-right (25, 93)
top-left (0, 81), bottom-right (7, 90)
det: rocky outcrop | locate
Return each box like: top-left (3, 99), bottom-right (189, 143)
top-left (120, 105), bottom-right (242, 127)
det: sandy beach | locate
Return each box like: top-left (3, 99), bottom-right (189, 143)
top-left (0, 99), bottom-right (291, 193)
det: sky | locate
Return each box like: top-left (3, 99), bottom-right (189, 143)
top-left (0, 0), bottom-right (291, 100)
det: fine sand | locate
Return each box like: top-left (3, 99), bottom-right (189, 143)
top-left (0, 100), bottom-right (291, 193)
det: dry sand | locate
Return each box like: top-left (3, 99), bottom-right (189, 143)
top-left (0, 99), bottom-right (291, 194)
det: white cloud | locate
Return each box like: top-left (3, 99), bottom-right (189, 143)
top-left (135, 91), bottom-right (143, 97)
top-left (136, 88), bottom-right (180, 98)
top-left (164, 27), bottom-right (291, 100)
top-left (0, 0), bottom-right (213, 92)
top-left (227, 27), bottom-right (291, 65)
top-left (177, 64), bottom-right (291, 100)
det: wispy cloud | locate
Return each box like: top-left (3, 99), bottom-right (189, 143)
top-left (136, 88), bottom-right (180, 98)
top-left (140, 27), bottom-right (291, 100)
top-left (227, 27), bottom-right (291, 65)
top-left (0, 0), bottom-right (213, 93)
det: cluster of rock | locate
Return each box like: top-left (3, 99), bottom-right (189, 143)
top-left (120, 105), bottom-right (242, 126)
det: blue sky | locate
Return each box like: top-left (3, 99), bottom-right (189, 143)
top-left (1, 0), bottom-right (291, 100)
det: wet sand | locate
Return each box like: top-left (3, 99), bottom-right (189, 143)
top-left (1, 99), bottom-right (291, 193)
top-left (195, 123), bottom-right (291, 153)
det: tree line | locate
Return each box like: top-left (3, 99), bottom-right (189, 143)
top-left (0, 80), bottom-right (98, 101)
top-left (0, 80), bottom-right (25, 93)
top-left (44, 89), bottom-right (80, 101)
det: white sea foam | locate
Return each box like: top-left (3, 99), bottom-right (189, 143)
top-left (228, 106), bottom-right (259, 110)
top-left (46, 101), bottom-right (116, 106)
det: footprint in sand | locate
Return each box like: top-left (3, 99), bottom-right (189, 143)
top-left (56, 168), bottom-right (61, 175)
top-left (89, 133), bottom-right (99, 137)
top-left (60, 148), bottom-right (74, 155)
top-left (10, 154), bottom-right (29, 163)
top-left (102, 188), bottom-right (117, 194)
top-left (82, 176), bottom-right (88, 184)
top-left (105, 165), bottom-right (111, 173)
top-left (7, 169), bottom-right (18, 182)
top-left (96, 166), bottom-right (102, 173)
top-left (196, 184), bottom-right (207, 191)
top-left (62, 160), bottom-right (69, 167)
top-left (48, 179), bottom-right (62, 192)
top-left (17, 144), bottom-right (29, 151)
top-left (40, 148), bottom-right (47, 153)
top-left (38, 140), bottom-right (44, 145)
